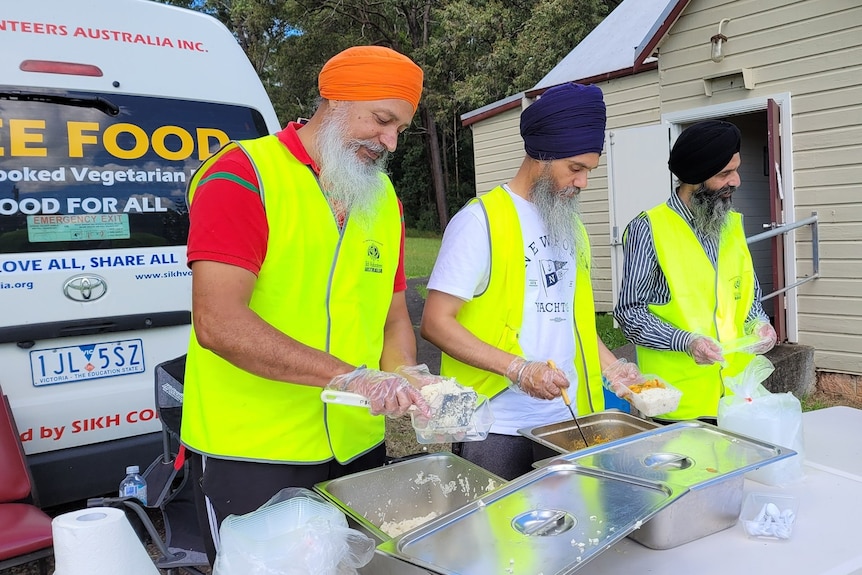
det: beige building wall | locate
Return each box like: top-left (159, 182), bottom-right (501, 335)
top-left (587, 72), bottom-right (662, 311)
top-left (658, 0), bottom-right (862, 373)
top-left (472, 106), bottom-right (523, 195)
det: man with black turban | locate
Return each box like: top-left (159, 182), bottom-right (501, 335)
top-left (614, 119), bottom-right (777, 424)
top-left (421, 83), bottom-right (640, 479)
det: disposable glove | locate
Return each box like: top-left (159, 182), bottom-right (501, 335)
top-left (394, 364), bottom-right (439, 389)
top-left (326, 367), bottom-right (430, 417)
top-left (744, 319), bottom-right (778, 354)
top-left (505, 357), bottom-right (568, 400)
top-left (601, 358), bottom-right (643, 397)
top-left (687, 335), bottom-right (725, 365)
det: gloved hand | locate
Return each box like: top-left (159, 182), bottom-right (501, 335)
top-left (687, 335), bottom-right (725, 365)
top-left (745, 319), bottom-right (778, 354)
top-left (505, 357), bottom-right (568, 400)
top-left (394, 364), bottom-right (439, 389)
top-left (601, 358), bottom-right (642, 397)
top-left (327, 367), bottom-right (430, 417)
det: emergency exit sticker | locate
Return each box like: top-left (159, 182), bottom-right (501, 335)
top-left (27, 213), bottom-right (130, 242)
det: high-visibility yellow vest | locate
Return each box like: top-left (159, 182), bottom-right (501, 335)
top-left (440, 186), bottom-right (605, 415)
top-left (635, 204), bottom-right (754, 420)
top-left (181, 136), bottom-right (400, 463)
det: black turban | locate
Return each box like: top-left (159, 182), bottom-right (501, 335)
top-left (520, 82), bottom-right (607, 160)
top-left (668, 120), bottom-right (741, 184)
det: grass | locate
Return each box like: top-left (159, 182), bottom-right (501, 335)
top-left (404, 234), bottom-right (441, 279)
top-left (596, 313), bottom-right (628, 350)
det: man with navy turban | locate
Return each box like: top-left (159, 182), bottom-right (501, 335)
top-left (421, 83), bottom-right (640, 479)
top-left (614, 120), bottom-right (777, 424)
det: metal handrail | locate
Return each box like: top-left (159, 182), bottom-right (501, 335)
top-left (746, 211), bottom-right (819, 301)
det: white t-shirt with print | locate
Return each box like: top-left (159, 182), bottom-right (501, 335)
top-left (427, 187), bottom-right (578, 435)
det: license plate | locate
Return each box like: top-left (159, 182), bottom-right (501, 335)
top-left (30, 339), bottom-right (146, 386)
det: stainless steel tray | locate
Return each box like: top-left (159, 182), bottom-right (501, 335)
top-left (315, 452), bottom-right (503, 542)
top-left (518, 410), bottom-right (660, 461)
top-left (561, 420), bottom-right (795, 488)
top-left (559, 420), bottom-right (797, 549)
top-left (378, 462), bottom-right (686, 574)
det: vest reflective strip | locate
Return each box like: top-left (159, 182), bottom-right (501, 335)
top-left (636, 205), bottom-right (755, 420)
top-left (441, 186), bottom-right (604, 415)
top-left (181, 136), bottom-right (398, 462)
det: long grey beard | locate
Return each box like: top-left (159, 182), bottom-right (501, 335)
top-left (530, 167), bottom-right (587, 261)
top-left (316, 103), bottom-right (390, 227)
top-left (689, 183), bottom-right (735, 242)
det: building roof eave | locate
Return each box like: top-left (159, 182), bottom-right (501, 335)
top-left (633, 0), bottom-right (692, 72)
top-left (524, 61), bottom-right (658, 99)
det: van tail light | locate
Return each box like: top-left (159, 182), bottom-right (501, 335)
top-left (20, 60), bottom-right (103, 77)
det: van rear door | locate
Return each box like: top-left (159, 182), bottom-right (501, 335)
top-left (0, 88), bottom-right (270, 503)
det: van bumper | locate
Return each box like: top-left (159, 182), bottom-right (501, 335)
top-left (29, 431), bottom-right (162, 508)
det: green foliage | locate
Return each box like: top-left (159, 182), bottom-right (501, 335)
top-left (596, 313), bottom-right (629, 350)
top-left (163, 0), bottom-right (622, 232)
top-left (425, 0), bottom-right (612, 113)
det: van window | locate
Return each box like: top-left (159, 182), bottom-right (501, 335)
top-left (0, 88), bottom-right (269, 253)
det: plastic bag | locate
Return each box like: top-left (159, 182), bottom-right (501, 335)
top-left (718, 356), bottom-right (805, 486)
top-left (213, 487), bottom-right (375, 575)
top-left (720, 319), bottom-right (777, 356)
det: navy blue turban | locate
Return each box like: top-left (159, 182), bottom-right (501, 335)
top-left (669, 120), bottom-right (741, 184)
top-left (520, 82), bottom-right (607, 161)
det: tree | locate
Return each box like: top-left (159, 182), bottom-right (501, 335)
top-left (158, 0), bottom-right (619, 232)
top-left (280, 0), bottom-right (452, 230)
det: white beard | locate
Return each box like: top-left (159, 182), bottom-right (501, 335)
top-left (316, 103), bottom-right (390, 227)
top-left (530, 165), bottom-right (587, 261)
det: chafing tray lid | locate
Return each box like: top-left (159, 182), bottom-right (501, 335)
top-left (377, 463), bottom-right (685, 575)
top-left (562, 420), bottom-right (796, 488)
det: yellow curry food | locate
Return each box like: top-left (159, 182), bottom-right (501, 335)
top-left (629, 379), bottom-right (665, 394)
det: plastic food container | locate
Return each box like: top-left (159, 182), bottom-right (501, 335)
top-left (410, 394), bottom-right (494, 444)
top-left (740, 492), bottom-right (799, 540)
top-left (621, 374), bottom-right (682, 417)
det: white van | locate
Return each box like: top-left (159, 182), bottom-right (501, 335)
top-left (0, 0), bottom-right (280, 506)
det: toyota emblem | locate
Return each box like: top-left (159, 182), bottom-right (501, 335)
top-left (63, 274), bottom-right (108, 302)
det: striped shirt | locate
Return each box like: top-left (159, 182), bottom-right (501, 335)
top-left (613, 192), bottom-right (768, 353)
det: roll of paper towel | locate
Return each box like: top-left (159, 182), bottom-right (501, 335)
top-left (52, 506), bottom-right (160, 575)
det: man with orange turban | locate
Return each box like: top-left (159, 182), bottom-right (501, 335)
top-left (181, 45), bottom-right (427, 563)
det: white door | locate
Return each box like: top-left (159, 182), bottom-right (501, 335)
top-left (606, 124), bottom-right (674, 308)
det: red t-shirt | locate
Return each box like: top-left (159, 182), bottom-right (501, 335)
top-left (187, 122), bottom-right (407, 292)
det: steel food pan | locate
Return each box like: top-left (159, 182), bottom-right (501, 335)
top-left (518, 410), bottom-right (661, 461)
top-left (315, 452), bottom-right (503, 542)
top-left (378, 462), bottom-right (685, 574)
top-left (562, 420), bottom-right (796, 548)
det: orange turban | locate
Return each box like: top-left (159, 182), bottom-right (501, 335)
top-left (318, 46), bottom-right (424, 112)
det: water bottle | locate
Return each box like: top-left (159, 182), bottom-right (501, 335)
top-left (119, 465), bottom-right (147, 506)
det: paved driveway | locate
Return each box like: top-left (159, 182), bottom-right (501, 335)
top-left (405, 277), bottom-right (441, 374)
